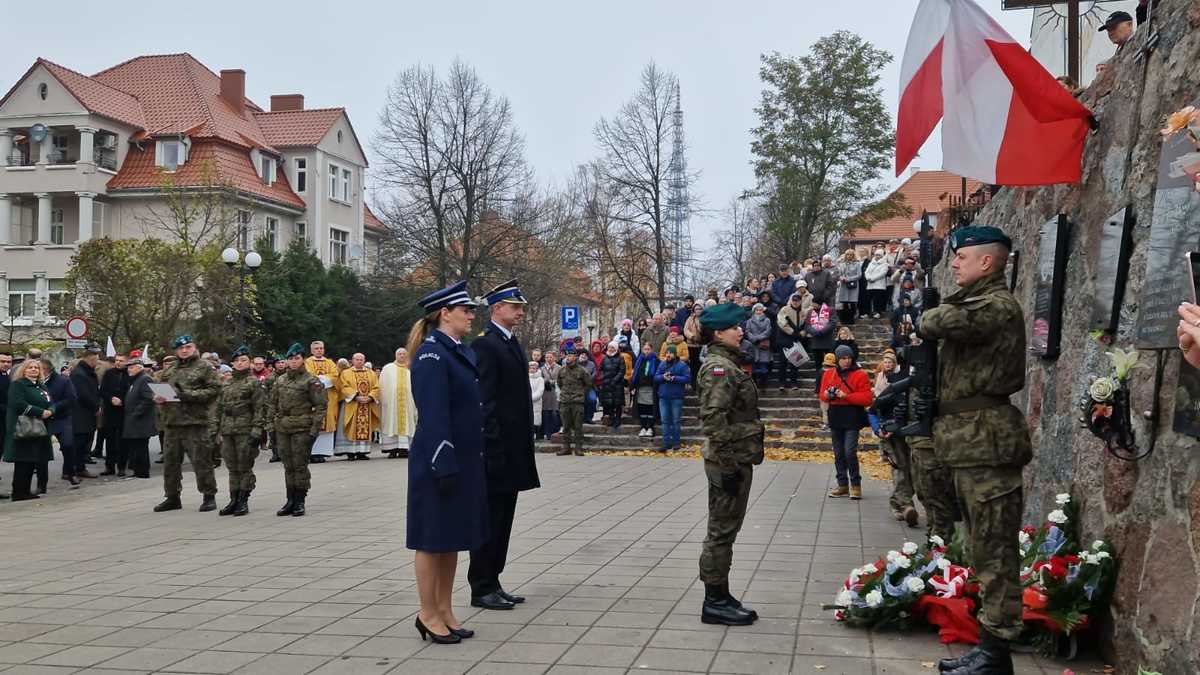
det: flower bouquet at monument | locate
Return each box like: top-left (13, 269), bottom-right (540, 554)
top-left (826, 538), bottom-right (950, 630)
top-left (1160, 105), bottom-right (1200, 192)
top-left (1078, 348), bottom-right (1139, 452)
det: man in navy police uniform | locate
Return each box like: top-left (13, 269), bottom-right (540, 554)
top-left (469, 279), bottom-right (542, 610)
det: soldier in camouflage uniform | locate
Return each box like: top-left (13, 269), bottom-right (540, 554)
top-left (917, 226), bottom-right (1031, 675)
top-left (267, 343), bottom-right (327, 517)
top-left (215, 345), bottom-right (266, 517)
top-left (908, 434), bottom-right (957, 540)
top-left (695, 302), bottom-right (764, 627)
top-left (153, 335), bottom-right (222, 513)
top-left (555, 348), bottom-right (592, 456)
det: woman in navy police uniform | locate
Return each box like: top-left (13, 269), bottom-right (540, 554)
top-left (405, 280), bottom-right (488, 645)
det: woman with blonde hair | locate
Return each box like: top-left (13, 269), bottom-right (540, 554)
top-left (4, 359), bottom-right (56, 501)
top-left (836, 249), bottom-right (861, 326)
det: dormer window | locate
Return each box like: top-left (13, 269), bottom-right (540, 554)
top-left (260, 155), bottom-right (276, 186)
top-left (155, 138), bottom-right (188, 171)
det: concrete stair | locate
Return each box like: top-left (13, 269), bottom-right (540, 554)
top-left (536, 317), bottom-right (895, 455)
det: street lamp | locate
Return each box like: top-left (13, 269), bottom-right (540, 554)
top-left (586, 320), bottom-right (596, 345)
top-left (222, 247), bottom-right (262, 345)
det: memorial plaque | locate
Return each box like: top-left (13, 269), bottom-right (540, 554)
top-left (1090, 207), bottom-right (1135, 332)
top-left (1031, 215), bottom-right (1071, 359)
top-left (1135, 104), bottom-right (1200, 348)
top-left (1174, 358), bottom-right (1200, 439)
top-left (1008, 250), bottom-right (1021, 292)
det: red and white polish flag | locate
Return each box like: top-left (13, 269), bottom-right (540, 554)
top-left (895, 0), bottom-right (1094, 186)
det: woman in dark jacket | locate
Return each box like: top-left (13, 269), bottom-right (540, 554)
top-left (598, 342), bottom-right (626, 431)
top-left (121, 357), bottom-right (158, 478)
top-left (4, 360), bottom-right (56, 501)
top-left (803, 303), bottom-right (838, 394)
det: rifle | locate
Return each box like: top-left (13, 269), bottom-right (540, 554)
top-left (901, 213), bottom-right (940, 437)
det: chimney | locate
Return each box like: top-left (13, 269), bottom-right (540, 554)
top-left (219, 69), bottom-right (245, 112)
top-left (270, 94), bottom-right (305, 112)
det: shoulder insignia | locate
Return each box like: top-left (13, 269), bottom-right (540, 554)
top-left (712, 367), bottom-right (726, 377)
top-left (419, 352), bottom-right (441, 361)
top-left (425, 336), bottom-right (435, 343)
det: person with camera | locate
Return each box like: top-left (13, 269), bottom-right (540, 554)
top-left (819, 345), bottom-right (873, 499)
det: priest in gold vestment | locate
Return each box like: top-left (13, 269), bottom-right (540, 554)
top-left (304, 341), bottom-right (339, 462)
top-left (379, 347), bottom-right (417, 458)
top-left (337, 353), bottom-right (380, 460)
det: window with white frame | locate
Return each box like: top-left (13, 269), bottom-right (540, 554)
top-left (341, 168), bottom-right (351, 202)
top-left (156, 139), bottom-right (186, 171)
top-left (260, 155), bottom-right (276, 186)
top-left (50, 208), bottom-right (64, 245)
top-left (7, 280), bottom-right (35, 318)
top-left (47, 279), bottom-right (73, 318)
top-left (295, 221), bottom-right (307, 247)
top-left (92, 202), bottom-right (109, 238)
top-left (328, 162), bottom-right (340, 201)
top-left (237, 210), bottom-right (252, 250)
top-left (329, 227), bottom-right (349, 265)
top-left (294, 158), bottom-right (307, 193)
top-left (264, 217), bottom-right (278, 251)
top-left (51, 134), bottom-right (69, 163)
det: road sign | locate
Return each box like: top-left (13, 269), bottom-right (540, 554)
top-left (65, 316), bottom-right (88, 339)
top-left (560, 306), bottom-right (580, 338)
top-left (65, 338), bottom-right (87, 349)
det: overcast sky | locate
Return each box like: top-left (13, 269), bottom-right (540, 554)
top-left (3, 0), bottom-right (1033, 240)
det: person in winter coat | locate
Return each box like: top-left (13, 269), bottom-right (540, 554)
top-left (836, 250), bottom-right (861, 325)
top-left (589, 340), bottom-right (606, 388)
top-left (835, 326), bottom-right (860, 364)
top-left (580, 346), bottom-right (598, 423)
top-left (770, 264), bottom-right (796, 307)
top-left (654, 345), bottom-right (691, 451)
top-left (539, 352), bottom-right (561, 440)
top-left (803, 303), bottom-right (838, 394)
top-left (804, 258), bottom-right (837, 307)
top-left (69, 345), bottom-right (103, 481)
top-left (744, 304), bottom-right (775, 387)
top-left (890, 257), bottom-right (926, 307)
top-left (864, 249), bottom-right (891, 318)
top-left (4, 360), bottom-right (56, 500)
top-left (121, 356), bottom-right (158, 478)
top-left (891, 295), bottom-right (921, 349)
top-left (659, 326), bottom-right (689, 363)
top-left (775, 292), bottom-right (811, 391)
top-left (41, 358), bottom-right (77, 491)
top-left (819, 345), bottom-right (873, 499)
top-left (616, 319), bottom-right (641, 354)
top-left (857, 250), bottom-right (871, 314)
top-left (630, 343), bottom-right (660, 438)
top-left (528, 362), bottom-right (545, 434)
top-left (683, 306), bottom-right (704, 380)
top-left (598, 342), bottom-right (626, 430)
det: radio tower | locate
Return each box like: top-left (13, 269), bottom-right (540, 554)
top-left (666, 80), bottom-right (691, 302)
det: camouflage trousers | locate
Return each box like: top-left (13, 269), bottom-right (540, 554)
top-left (277, 431), bottom-right (313, 491)
top-left (699, 460), bottom-right (752, 585)
top-left (560, 403), bottom-right (585, 450)
top-left (162, 425), bottom-right (218, 498)
top-left (220, 433), bottom-right (259, 493)
top-left (909, 436), bottom-right (958, 540)
top-left (884, 436), bottom-right (914, 512)
top-left (954, 466), bottom-right (1024, 641)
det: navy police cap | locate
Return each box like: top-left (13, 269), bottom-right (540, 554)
top-left (482, 278), bottom-right (527, 306)
top-left (418, 280), bottom-right (478, 313)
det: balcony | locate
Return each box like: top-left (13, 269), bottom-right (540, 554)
top-left (1, 125), bottom-right (120, 194)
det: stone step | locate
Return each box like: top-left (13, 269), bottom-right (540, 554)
top-left (535, 434), bottom-right (879, 453)
top-left (582, 423), bottom-right (831, 437)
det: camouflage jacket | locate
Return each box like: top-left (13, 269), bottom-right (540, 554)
top-left (216, 369), bottom-right (266, 437)
top-left (697, 343), bottom-right (764, 469)
top-left (267, 369), bottom-right (327, 435)
top-left (556, 362), bottom-right (593, 405)
top-left (918, 271), bottom-right (1032, 468)
top-left (160, 354), bottom-right (221, 428)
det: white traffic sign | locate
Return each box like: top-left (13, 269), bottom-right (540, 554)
top-left (65, 316), bottom-right (88, 339)
top-left (65, 338), bottom-right (87, 349)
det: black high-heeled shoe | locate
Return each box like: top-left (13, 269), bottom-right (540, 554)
top-left (414, 617), bottom-right (461, 644)
top-left (448, 626), bottom-right (475, 639)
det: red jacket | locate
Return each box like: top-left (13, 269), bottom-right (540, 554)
top-left (818, 366), bottom-right (873, 431)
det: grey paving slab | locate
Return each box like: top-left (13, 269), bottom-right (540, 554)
top-left (0, 457), bottom-right (1108, 674)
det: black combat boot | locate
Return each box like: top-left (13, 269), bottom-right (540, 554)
top-left (233, 490), bottom-right (250, 516)
top-left (218, 490), bottom-right (240, 516)
top-left (721, 582), bottom-right (758, 620)
top-left (153, 495), bottom-right (182, 512)
top-left (291, 489), bottom-right (306, 517)
top-left (276, 488), bottom-right (295, 516)
top-left (941, 630), bottom-right (1013, 675)
top-left (701, 583), bottom-right (755, 626)
top-left (198, 494), bottom-right (217, 512)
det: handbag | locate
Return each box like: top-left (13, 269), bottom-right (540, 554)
top-left (783, 342), bottom-right (810, 368)
top-left (14, 415), bottom-right (49, 440)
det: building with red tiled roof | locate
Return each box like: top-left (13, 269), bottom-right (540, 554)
top-left (0, 53), bottom-right (382, 333)
top-left (843, 169), bottom-right (984, 245)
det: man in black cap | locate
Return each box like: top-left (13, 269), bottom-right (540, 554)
top-left (69, 343), bottom-right (104, 483)
top-left (1099, 10), bottom-right (1134, 49)
top-left (470, 279), bottom-right (541, 610)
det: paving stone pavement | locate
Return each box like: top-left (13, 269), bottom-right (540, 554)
top-left (0, 455), bottom-right (1105, 674)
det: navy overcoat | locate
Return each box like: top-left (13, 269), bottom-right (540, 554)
top-left (407, 329), bottom-right (489, 552)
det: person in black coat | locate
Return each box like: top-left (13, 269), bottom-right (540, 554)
top-left (121, 357), bottom-right (158, 479)
top-left (40, 359), bottom-right (78, 490)
top-left (69, 344), bottom-right (103, 480)
top-left (406, 281), bottom-right (489, 644)
top-left (100, 354), bottom-right (130, 475)
top-left (469, 279), bottom-right (541, 611)
top-left (0, 351), bottom-right (10, 498)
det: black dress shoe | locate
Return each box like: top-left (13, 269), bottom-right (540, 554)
top-left (471, 592), bottom-right (515, 610)
top-left (448, 626), bottom-right (475, 638)
top-left (415, 617), bottom-right (461, 644)
top-left (497, 589), bottom-right (525, 604)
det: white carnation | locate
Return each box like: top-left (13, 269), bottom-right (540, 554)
top-left (865, 589), bottom-right (884, 608)
top-left (929, 535), bottom-right (945, 548)
top-left (1095, 550), bottom-right (1111, 560)
top-left (860, 563), bottom-right (878, 574)
top-left (1092, 540), bottom-right (1105, 551)
top-left (894, 555), bottom-right (912, 570)
top-left (886, 550), bottom-right (901, 563)
top-left (836, 589), bottom-right (855, 606)
top-left (1047, 509), bottom-right (1068, 524)
top-left (902, 542), bottom-right (919, 556)
top-left (936, 557), bottom-right (951, 571)
top-left (905, 576), bottom-right (925, 593)
top-left (1055, 493), bottom-right (1071, 506)
top-left (1018, 531), bottom-right (1031, 546)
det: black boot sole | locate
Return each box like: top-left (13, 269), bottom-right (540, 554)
top-left (701, 612), bottom-right (756, 626)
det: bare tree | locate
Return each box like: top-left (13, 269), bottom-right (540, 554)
top-left (138, 160), bottom-right (243, 254)
top-left (712, 195), bottom-right (767, 285)
top-left (592, 62), bottom-right (692, 313)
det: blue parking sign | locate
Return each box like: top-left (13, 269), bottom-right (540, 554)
top-left (561, 306), bottom-right (580, 336)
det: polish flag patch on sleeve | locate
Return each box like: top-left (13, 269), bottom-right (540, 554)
top-left (712, 367), bottom-right (726, 377)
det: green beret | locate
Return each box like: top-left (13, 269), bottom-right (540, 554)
top-left (699, 303), bottom-right (748, 331)
top-left (950, 225), bottom-right (1012, 252)
top-left (285, 343), bottom-right (305, 358)
top-left (230, 344), bottom-right (250, 359)
top-left (172, 335), bottom-right (194, 349)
